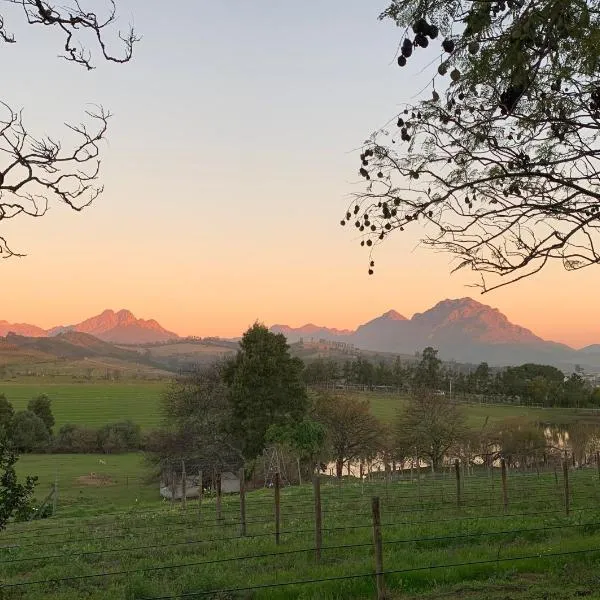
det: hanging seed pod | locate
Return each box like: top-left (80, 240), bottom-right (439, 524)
top-left (442, 39), bottom-right (455, 53)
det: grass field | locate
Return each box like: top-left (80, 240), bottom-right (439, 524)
top-left (15, 453), bottom-right (155, 516)
top-left (0, 381), bottom-right (166, 430)
top-left (2, 380), bottom-right (600, 435)
top-left (2, 466), bottom-right (600, 598)
top-left (365, 392), bottom-right (600, 427)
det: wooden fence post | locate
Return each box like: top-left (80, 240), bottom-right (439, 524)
top-left (170, 465), bottom-right (176, 507)
top-left (52, 468), bottom-right (58, 515)
top-left (275, 471), bottom-right (281, 545)
top-left (313, 475), bottom-right (322, 562)
top-left (198, 469), bottom-right (203, 519)
top-left (563, 458), bottom-right (570, 516)
top-left (455, 459), bottom-right (461, 507)
top-left (181, 459), bottom-right (187, 511)
top-left (501, 458), bottom-right (508, 513)
top-left (596, 451), bottom-right (600, 481)
top-left (239, 467), bottom-right (246, 536)
top-left (216, 472), bottom-right (222, 522)
top-left (371, 496), bottom-right (386, 600)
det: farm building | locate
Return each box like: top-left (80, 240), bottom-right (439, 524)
top-left (159, 471), bottom-right (240, 500)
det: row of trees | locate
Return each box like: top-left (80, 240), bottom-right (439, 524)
top-left (148, 326), bottom-right (591, 483)
top-left (304, 350), bottom-right (598, 407)
top-left (0, 394), bottom-right (142, 454)
top-left (0, 394), bottom-right (55, 452)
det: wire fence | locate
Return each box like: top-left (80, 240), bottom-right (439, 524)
top-left (2, 460), bottom-right (600, 599)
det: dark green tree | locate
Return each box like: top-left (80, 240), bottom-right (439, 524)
top-left (223, 324), bottom-right (308, 460)
top-left (10, 411), bottom-right (50, 453)
top-left (0, 395), bottom-right (14, 436)
top-left (344, 1), bottom-right (600, 291)
top-left (27, 395), bottom-right (55, 436)
top-left (413, 347), bottom-right (442, 390)
top-left (266, 420), bottom-right (328, 475)
top-left (0, 445), bottom-right (37, 528)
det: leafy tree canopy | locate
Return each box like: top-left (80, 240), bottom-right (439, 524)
top-left (27, 395), bottom-right (54, 436)
top-left (10, 411), bottom-right (50, 453)
top-left (224, 323), bottom-right (308, 460)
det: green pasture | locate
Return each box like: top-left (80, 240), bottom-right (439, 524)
top-left (15, 453), bottom-right (156, 516)
top-left (0, 381), bottom-right (167, 430)
top-left (2, 380), bottom-right (600, 435)
top-left (2, 466), bottom-right (600, 598)
top-left (364, 392), bottom-right (600, 427)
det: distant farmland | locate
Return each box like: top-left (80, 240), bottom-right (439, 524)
top-left (0, 381), bottom-right (166, 430)
top-left (3, 380), bottom-right (600, 433)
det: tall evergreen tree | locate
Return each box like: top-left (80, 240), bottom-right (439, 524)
top-left (224, 323), bottom-right (308, 459)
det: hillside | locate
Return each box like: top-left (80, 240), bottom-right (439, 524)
top-left (1, 309), bottom-right (179, 345)
top-left (272, 297), bottom-right (597, 370)
top-left (0, 332), bottom-right (173, 378)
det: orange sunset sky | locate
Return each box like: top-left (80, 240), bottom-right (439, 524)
top-left (2, 1), bottom-right (599, 349)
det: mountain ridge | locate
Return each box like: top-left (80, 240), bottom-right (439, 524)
top-left (270, 297), bottom-right (590, 369)
top-left (0, 309), bottom-right (178, 345)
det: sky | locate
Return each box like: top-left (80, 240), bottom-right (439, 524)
top-left (1, 1), bottom-right (599, 348)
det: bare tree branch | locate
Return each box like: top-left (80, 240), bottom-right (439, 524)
top-left (0, 0), bottom-right (137, 256)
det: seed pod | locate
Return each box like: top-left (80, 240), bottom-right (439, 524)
top-left (450, 68), bottom-right (461, 82)
top-left (415, 33), bottom-right (429, 48)
top-left (397, 55), bottom-right (407, 67)
top-left (442, 39), bottom-right (455, 53)
top-left (468, 40), bottom-right (480, 54)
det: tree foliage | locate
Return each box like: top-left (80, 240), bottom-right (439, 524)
top-left (313, 394), bottom-right (384, 477)
top-left (10, 410), bottom-right (49, 453)
top-left (344, 0), bottom-right (600, 290)
top-left (395, 391), bottom-right (466, 470)
top-left (224, 323), bottom-right (308, 460)
top-left (149, 362), bottom-right (243, 475)
top-left (27, 395), bottom-right (54, 436)
top-left (0, 0), bottom-right (138, 257)
top-left (0, 444), bottom-right (36, 529)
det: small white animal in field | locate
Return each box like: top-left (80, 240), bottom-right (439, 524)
top-left (99, 459), bottom-right (106, 465)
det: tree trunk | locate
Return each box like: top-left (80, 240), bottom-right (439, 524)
top-left (336, 458), bottom-right (344, 478)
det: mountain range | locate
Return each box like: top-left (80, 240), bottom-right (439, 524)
top-left (271, 298), bottom-right (600, 370)
top-left (2, 298), bottom-right (600, 370)
top-left (0, 309), bottom-right (178, 344)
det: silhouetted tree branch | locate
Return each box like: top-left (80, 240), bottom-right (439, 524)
top-left (344, 1), bottom-right (600, 291)
top-left (0, 0), bottom-right (138, 257)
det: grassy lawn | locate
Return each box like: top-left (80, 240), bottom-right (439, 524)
top-left (15, 453), bottom-right (156, 516)
top-left (1, 467), bottom-right (600, 598)
top-left (0, 381), bottom-right (167, 430)
top-left (361, 392), bottom-right (600, 427)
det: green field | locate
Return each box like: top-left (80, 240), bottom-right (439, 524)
top-left (2, 466), bottom-right (600, 598)
top-left (15, 453), bottom-right (156, 516)
top-left (0, 381), bottom-right (167, 430)
top-left (2, 381), bottom-right (600, 436)
top-left (366, 392), bottom-right (600, 427)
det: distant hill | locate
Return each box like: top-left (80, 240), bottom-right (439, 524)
top-left (1, 309), bottom-right (179, 345)
top-left (271, 298), bottom-right (599, 370)
top-left (270, 324), bottom-right (353, 344)
top-left (5, 331), bottom-right (146, 361)
top-left (0, 320), bottom-right (47, 338)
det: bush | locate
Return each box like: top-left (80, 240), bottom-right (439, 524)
top-left (54, 424), bottom-right (99, 453)
top-left (98, 420), bottom-right (141, 453)
top-left (11, 411), bottom-right (50, 453)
